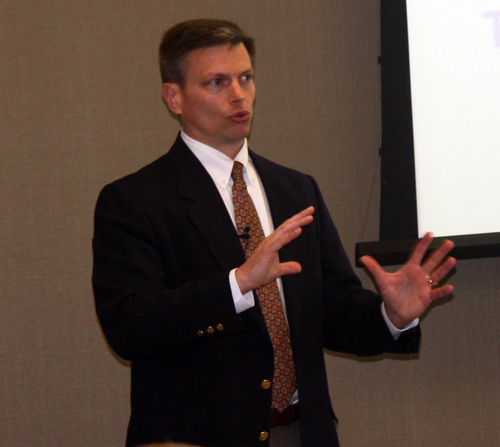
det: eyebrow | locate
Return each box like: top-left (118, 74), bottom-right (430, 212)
top-left (203, 67), bottom-right (254, 78)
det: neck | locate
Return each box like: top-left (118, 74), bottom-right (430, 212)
top-left (181, 129), bottom-right (246, 160)
top-left (220, 143), bottom-right (244, 160)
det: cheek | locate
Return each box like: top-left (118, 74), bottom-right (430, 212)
top-left (200, 99), bottom-right (227, 122)
top-left (192, 104), bottom-right (226, 131)
top-left (185, 98), bottom-right (215, 122)
top-left (247, 86), bottom-right (256, 102)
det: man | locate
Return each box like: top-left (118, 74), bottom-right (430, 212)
top-left (92, 19), bottom-right (456, 447)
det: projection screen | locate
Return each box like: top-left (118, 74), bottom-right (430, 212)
top-left (355, 0), bottom-right (500, 265)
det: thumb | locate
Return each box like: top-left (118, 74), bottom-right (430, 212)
top-left (277, 261), bottom-right (302, 277)
top-left (359, 255), bottom-right (384, 283)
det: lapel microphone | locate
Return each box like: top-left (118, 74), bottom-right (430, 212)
top-left (239, 226), bottom-right (251, 240)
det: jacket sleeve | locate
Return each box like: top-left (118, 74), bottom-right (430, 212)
top-left (92, 182), bottom-right (245, 361)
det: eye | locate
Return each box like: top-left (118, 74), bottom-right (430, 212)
top-left (240, 74), bottom-right (253, 82)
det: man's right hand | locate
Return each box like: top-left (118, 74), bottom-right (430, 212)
top-left (235, 206), bottom-right (314, 295)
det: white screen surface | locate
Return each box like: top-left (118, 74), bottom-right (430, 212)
top-left (407, 0), bottom-right (500, 238)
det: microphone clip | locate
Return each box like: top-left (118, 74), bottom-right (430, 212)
top-left (238, 226), bottom-right (251, 240)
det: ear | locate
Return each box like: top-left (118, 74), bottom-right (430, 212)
top-left (162, 83), bottom-right (183, 115)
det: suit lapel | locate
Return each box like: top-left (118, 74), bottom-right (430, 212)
top-left (169, 136), bottom-right (246, 272)
top-left (250, 152), bottom-right (304, 230)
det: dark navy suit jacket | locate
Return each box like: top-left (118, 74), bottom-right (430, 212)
top-left (92, 134), bottom-right (420, 447)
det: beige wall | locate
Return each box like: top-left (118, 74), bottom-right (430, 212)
top-left (1, 1), bottom-right (499, 446)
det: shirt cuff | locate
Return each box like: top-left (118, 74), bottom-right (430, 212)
top-left (381, 302), bottom-right (419, 339)
top-left (229, 269), bottom-right (255, 313)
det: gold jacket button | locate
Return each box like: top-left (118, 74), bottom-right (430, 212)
top-left (197, 330), bottom-right (205, 337)
top-left (260, 379), bottom-right (271, 390)
top-left (216, 324), bottom-right (224, 331)
top-left (207, 326), bottom-right (215, 334)
top-left (259, 431), bottom-right (269, 441)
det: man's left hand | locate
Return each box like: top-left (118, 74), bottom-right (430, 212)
top-left (359, 232), bottom-right (456, 329)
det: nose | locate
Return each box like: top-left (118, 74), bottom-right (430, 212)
top-left (229, 79), bottom-right (245, 102)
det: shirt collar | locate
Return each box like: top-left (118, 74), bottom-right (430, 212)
top-left (180, 130), bottom-right (256, 188)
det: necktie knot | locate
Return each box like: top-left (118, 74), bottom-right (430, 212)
top-left (231, 161), bottom-right (244, 183)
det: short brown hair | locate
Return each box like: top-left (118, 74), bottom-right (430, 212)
top-left (159, 19), bottom-right (255, 86)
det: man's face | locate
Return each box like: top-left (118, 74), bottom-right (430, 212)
top-left (163, 43), bottom-right (255, 157)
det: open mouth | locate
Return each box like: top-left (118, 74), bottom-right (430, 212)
top-left (230, 111), bottom-right (250, 122)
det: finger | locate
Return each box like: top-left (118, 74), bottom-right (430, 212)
top-left (272, 226), bottom-right (306, 251)
top-left (293, 206), bottom-right (315, 219)
top-left (427, 256), bottom-right (457, 284)
top-left (269, 207), bottom-right (314, 241)
top-left (429, 284), bottom-right (454, 301)
top-left (423, 240), bottom-right (455, 274)
top-left (407, 232), bottom-right (434, 266)
top-left (257, 226), bottom-right (303, 258)
top-left (256, 207), bottom-right (314, 259)
top-left (280, 206), bottom-right (315, 228)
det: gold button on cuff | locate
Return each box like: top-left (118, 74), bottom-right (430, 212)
top-left (260, 379), bottom-right (271, 390)
top-left (259, 431), bottom-right (269, 441)
top-left (197, 330), bottom-right (205, 337)
top-left (207, 326), bottom-right (215, 334)
top-left (216, 324), bottom-right (224, 331)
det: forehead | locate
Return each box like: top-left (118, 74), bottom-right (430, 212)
top-left (183, 43), bottom-right (253, 78)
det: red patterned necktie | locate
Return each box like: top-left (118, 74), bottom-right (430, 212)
top-left (231, 161), bottom-right (297, 412)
